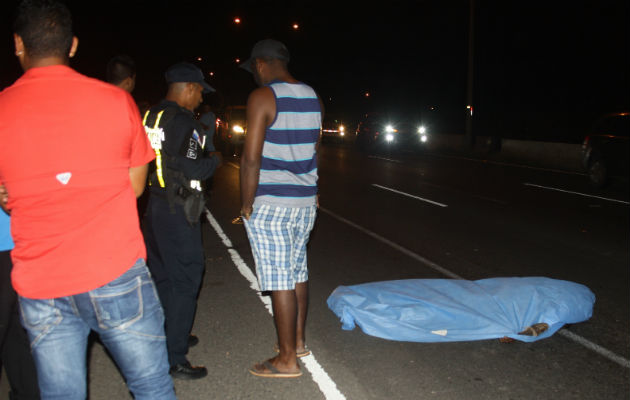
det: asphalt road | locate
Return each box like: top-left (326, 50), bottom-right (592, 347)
top-left (2, 142), bottom-right (628, 399)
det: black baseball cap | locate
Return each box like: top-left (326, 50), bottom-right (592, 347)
top-left (165, 62), bottom-right (215, 93)
top-left (239, 39), bottom-right (290, 73)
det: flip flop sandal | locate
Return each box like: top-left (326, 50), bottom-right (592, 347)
top-left (273, 343), bottom-right (311, 358)
top-left (249, 360), bottom-right (302, 378)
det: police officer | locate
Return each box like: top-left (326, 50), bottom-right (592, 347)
top-left (142, 62), bottom-right (221, 380)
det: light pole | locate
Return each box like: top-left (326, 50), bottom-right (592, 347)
top-left (465, 0), bottom-right (475, 147)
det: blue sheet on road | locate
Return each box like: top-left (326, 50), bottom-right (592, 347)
top-left (327, 277), bottom-right (595, 342)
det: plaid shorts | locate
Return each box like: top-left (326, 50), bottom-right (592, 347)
top-left (243, 204), bottom-right (317, 291)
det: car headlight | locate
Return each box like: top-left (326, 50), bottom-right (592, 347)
top-left (385, 133), bottom-right (395, 142)
top-left (418, 126), bottom-right (426, 134)
top-left (420, 135), bottom-right (428, 143)
top-left (385, 125), bottom-right (395, 133)
top-left (232, 125), bottom-right (245, 133)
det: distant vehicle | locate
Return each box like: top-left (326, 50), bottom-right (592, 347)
top-left (321, 115), bottom-right (349, 144)
top-left (355, 112), bottom-right (429, 152)
top-left (581, 111), bottom-right (629, 187)
top-left (217, 105), bottom-right (247, 155)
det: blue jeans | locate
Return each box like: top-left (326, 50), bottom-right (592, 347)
top-left (18, 259), bottom-right (176, 400)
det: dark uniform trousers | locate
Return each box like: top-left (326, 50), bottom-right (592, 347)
top-left (143, 193), bottom-right (204, 367)
top-left (0, 251), bottom-right (40, 400)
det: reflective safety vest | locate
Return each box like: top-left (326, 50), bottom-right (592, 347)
top-left (142, 108), bottom-right (205, 192)
top-left (143, 109), bottom-right (168, 188)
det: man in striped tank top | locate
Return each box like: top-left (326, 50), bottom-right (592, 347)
top-left (239, 39), bottom-right (322, 378)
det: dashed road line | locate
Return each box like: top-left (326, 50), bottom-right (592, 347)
top-left (204, 209), bottom-right (346, 400)
top-left (320, 207), bottom-right (461, 279)
top-left (429, 153), bottom-right (587, 176)
top-left (372, 184), bottom-right (448, 208)
top-left (524, 183), bottom-right (629, 205)
top-left (367, 155), bottom-right (402, 163)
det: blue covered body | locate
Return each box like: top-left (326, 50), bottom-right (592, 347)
top-left (327, 277), bottom-right (595, 342)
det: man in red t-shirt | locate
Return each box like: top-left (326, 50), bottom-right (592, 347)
top-left (0, 1), bottom-right (175, 398)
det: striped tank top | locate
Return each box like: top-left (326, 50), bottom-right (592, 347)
top-left (254, 81), bottom-right (321, 208)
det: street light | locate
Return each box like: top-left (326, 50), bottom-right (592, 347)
top-left (234, 17), bottom-right (241, 24)
top-left (292, 23), bottom-right (299, 30)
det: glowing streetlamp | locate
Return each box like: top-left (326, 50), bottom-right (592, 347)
top-left (292, 23), bottom-right (299, 30)
top-left (234, 17), bottom-right (241, 24)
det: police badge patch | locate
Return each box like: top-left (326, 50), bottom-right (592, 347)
top-left (186, 138), bottom-right (198, 159)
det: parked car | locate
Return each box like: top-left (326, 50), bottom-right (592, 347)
top-left (217, 105), bottom-right (247, 156)
top-left (581, 112), bottom-right (629, 187)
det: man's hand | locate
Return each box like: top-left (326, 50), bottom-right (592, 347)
top-left (240, 205), bottom-right (253, 221)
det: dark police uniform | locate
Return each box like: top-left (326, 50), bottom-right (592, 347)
top-left (142, 99), bottom-right (220, 369)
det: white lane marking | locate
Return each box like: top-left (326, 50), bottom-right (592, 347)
top-left (372, 184), bottom-right (448, 208)
top-left (320, 207), bottom-right (462, 279)
top-left (417, 181), bottom-right (508, 206)
top-left (204, 209), bottom-right (346, 399)
top-left (558, 330), bottom-right (630, 369)
top-left (319, 207), bottom-right (630, 369)
top-left (524, 183), bottom-right (629, 205)
top-left (368, 155), bottom-right (402, 163)
top-left (429, 153), bottom-right (587, 176)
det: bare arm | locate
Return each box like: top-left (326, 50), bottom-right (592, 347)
top-left (0, 184), bottom-right (8, 214)
top-left (129, 164), bottom-right (149, 198)
top-left (240, 87), bottom-right (275, 219)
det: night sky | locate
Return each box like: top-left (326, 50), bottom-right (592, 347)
top-left (1, 1), bottom-right (628, 142)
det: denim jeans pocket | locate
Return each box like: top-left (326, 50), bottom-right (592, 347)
top-left (90, 275), bottom-right (143, 330)
top-left (19, 298), bottom-right (62, 332)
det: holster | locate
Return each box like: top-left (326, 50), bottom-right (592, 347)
top-left (177, 185), bottom-right (206, 226)
top-left (154, 150), bottom-right (206, 226)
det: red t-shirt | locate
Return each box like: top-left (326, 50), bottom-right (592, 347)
top-left (0, 65), bottom-right (155, 299)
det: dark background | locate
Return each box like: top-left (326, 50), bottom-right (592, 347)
top-left (0, 0), bottom-right (628, 142)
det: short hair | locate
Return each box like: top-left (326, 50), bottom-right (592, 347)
top-left (13, 0), bottom-right (74, 59)
top-left (107, 55), bottom-right (136, 85)
top-left (259, 56), bottom-right (288, 67)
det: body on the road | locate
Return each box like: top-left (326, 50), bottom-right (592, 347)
top-left (239, 39), bottom-right (322, 378)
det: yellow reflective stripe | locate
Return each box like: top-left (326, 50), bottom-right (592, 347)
top-left (155, 149), bottom-right (166, 188)
top-left (154, 111), bottom-right (166, 187)
top-left (154, 110), bottom-right (165, 129)
top-left (142, 110), bottom-right (150, 125)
